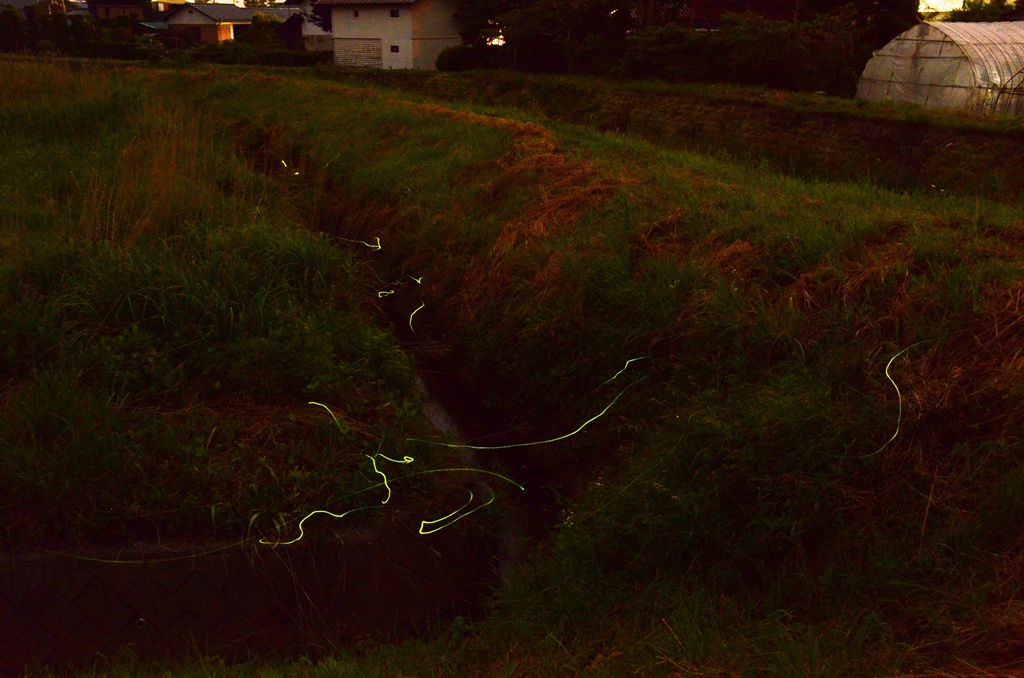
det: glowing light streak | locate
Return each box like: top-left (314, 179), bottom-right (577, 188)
top-left (378, 275), bottom-right (423, 286)
top-left (36, 466), bottom-right (524, 561)
top-left (367, 452), bottom-right (414, 504)
top-left (309, 401), bottom-right (350, 435)
top-left (42, 383), bottom-right (529, 559)
top-left (600, 356), bottom-right (647, 388)
top-left (335, 236), bottom-right (382, 250)
top-left (259, 506), bottom-right (374, 546)
top-left (378, 289), bottom-right (395, 298)
top-left (409, 302), bottom-right (425, 333)
top-left (419, 487), bottom-right (495, 535)
top-left (407, 378), bottom-right (643, 450)
top-left (861, 342), bottom-right (925, 458)
top-left (265, 467), bottom-right (522, 546)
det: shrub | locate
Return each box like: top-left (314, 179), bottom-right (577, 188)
top-left (80, 39), bottom-right (149, 60)
top-left (0, 4), bottom-right (27, 52)
top-left (257, 48), bottom-right (331, 66)
top-left (189, 42), bottom-right (331, 66)
top-left (236, 11), bottom-right (283, 50)
top-left (109, 25), bottom-right (134, 42)
top-left (34, 38), bottom-right (57, 54)
top-left (620, 11), bottom-right (859, 96)
top-left (436, 43), bottom-right (476, 71)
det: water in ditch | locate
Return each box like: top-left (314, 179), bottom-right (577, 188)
top-left (0, 370), bottom-right (539, 677)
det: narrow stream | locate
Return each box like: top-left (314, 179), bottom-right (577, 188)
top-left (0, 370), bottom-right (534, 677)
top-left (413, 373), bottom-right (530, 579)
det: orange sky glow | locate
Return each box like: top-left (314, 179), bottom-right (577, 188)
top-left (919, 0), bottom-right (964, 11)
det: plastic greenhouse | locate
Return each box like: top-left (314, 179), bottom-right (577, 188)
top-left (856, 21), bottom-right (1024, 114)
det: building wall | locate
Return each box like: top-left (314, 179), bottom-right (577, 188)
top-left (334, 37), bottom-right (382, 67)
top-left (167, 11), bottom-right (236, 43)
top-left (409, 0), bottom-right (460, 69)
top-left (331, 5), bottom-right (412, 69)
top-left (196, 24), bottom-right (231, 42)
top-left (166, 7), bottom-right (215, 26)
top-left (302, 19), bottom-right (331, 37)
top-left (304, 35), bottom-right (333, 51)
top-left (297, 0), bottom-right (330, 37)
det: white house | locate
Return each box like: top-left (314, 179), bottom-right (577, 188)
top-left (164, 4), bottom-right (299, 43)
top-left (283, 0), bottom-right (332, 51)
top-left (316, 0), bottom-right (461, 70)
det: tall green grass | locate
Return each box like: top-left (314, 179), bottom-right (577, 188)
top-left (180, 68), bottom-right (1024, 676)
top-left (13, 61), bottom-right (1024, 676)
top-left (0, 61), bottom-right (439, 548)
top-left (315, 67), bottom-right (1024, 203)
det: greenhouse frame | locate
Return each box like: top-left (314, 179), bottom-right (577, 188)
top-left (856, 21), bottom-right (1024, 114)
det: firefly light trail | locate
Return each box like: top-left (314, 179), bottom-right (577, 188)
top-left (408, 357), bottom-right (647, 451)
top-left (419, 487), bottom-right (496, 535)
top-left (335, 236), bottom-right (382, 250)
top-left (600, 356), bottom-right (647, 387)
top-left (861, 342), bottom-right (925, 458)
top-left (259, 402), bottom-right (524, 546)
top-left (367, 452), bottom-right (414, 504)
top-left (408, 302), bottom-right (425, 333)
top-left (378, 275), bottom-right (422, 298)
top-left (38, 340), bottom-right (934, 560)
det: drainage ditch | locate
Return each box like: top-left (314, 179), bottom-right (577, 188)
top-left (0, 372), bottom-right (528, 677)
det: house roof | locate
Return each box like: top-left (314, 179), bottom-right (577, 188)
top-left (3, 0), bottom-right (42, 10)
top-left (315, 0), bottom-right (417, 6)
top-left (165, 4), bottom-right (298, 22)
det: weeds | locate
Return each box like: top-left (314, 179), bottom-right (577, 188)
top-left (7, 60), bottom-right (1024, 677)
top-left (0, 61), bottom-right (437, 548)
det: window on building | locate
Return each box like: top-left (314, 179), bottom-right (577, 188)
top-left (390, 45), bottom-right (399, 52)
top-left (353, 9), bottom-right (358, 16)
top-left (390, 9), bottom-right (399, 17)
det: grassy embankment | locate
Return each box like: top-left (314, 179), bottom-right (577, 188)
top-left (10, 62), bottom-right (1024, 676)
top-left (318, 68), bottom-right (1024, 203)
top-left (0, 61), bottom-right (450, 549)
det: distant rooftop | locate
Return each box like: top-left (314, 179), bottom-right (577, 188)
top-left (315, 0), bottom-right (417, 6)
top-left (167, 3), bottom-right (298, 20)
top-left (2, 0), bottom-right (42, 10)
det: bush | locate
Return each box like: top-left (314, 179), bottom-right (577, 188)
top-left (257, 48), bottom-right (331, 66)
top-left (189, 42), bottom-right (331, 66)
top-left (620, 11), bottom-right (860, 96)
top-left (0, 4), bottom-right (27, 52)
top-left (80, 39), bottom-right (149, 60)
top-left (34, 38), bottom-right (57, 54)
top-left (436, 43), bottom-right (476, 71)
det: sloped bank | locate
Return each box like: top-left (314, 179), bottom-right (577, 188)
top-left (206, 69), bottom-right (1024, 675)
top-left (324, 68), bottom-right (1024, 203)
top-left (0, 496), bottom-right (496, 677)
top-left (0, 61), bottom-right (513, 677)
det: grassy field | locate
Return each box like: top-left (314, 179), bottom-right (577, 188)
top-left (0, 60), bottom-right (450, 549)
top-left (5, 59), bottom-right (1024, 676)
top-left (315, 67), bottom-right (1024, 203)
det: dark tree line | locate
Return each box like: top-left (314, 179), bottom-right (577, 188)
top-left (0, 4), bottom-right (103, 53)
top-left (443, 0), bottom-right (920, 94)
